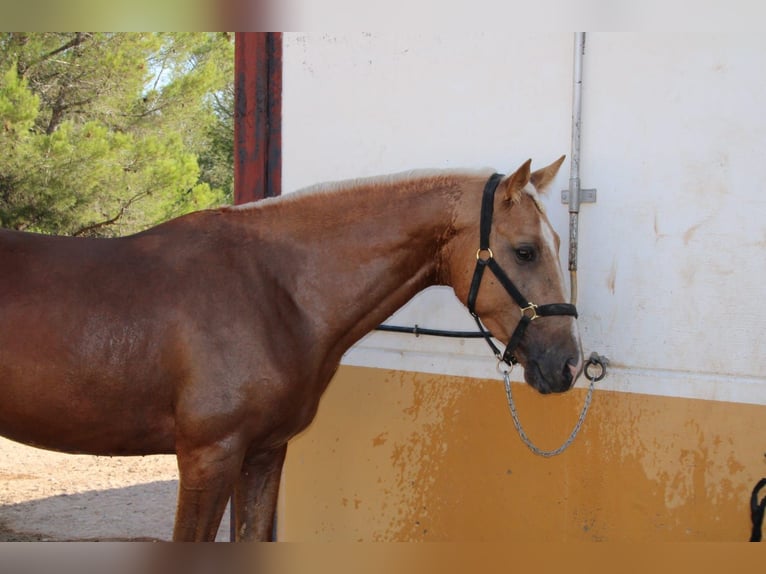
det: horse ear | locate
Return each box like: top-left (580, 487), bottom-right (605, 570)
top-left (529, 155), bottom-right (566, 194)
top-left (502, 159), bottom-right (532, 203)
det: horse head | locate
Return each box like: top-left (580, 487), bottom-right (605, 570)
top-left (446, 156), bottom-right (583, 394)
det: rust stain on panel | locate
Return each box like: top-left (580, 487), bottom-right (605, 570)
top-left (606, 259), bottom-right (617, 294)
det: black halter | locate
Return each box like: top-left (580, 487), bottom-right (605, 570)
top-left (466, 173), bottom-right (578, 367)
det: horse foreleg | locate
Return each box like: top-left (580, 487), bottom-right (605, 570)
top-left (173, 441), bottom-right (244, 541)
top-left (232, 444), bottom-right (287, 541)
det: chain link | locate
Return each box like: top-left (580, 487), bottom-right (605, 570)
top-left (503, 370), bottom-right (595, 458)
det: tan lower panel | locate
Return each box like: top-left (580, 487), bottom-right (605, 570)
top-left (278, 365), bottom-right (766, 541)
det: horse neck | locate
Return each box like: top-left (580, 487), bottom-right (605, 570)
top-left (259, 171), bottom-right (481, 362)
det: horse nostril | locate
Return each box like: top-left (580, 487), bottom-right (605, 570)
top-left (563, 358), bottom-right (580, 386)
top-left (563, 357), bottom-right (580, 387)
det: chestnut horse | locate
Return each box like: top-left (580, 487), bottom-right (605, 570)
top-left (0, 157), bottom-right (581, 541)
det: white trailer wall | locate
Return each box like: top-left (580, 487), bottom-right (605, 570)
top-left (282, 32), bottom-right (766, 406)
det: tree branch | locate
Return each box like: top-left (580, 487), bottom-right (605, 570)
top-left (71, 190), bottom-right (148, 237)
top-left (46, 94), bottom-right (97, 134)
top-left (32, 33), bottom-right (93, 71)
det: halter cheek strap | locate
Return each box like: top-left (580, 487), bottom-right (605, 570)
top-left (466, 173), bottom-right (578, 366)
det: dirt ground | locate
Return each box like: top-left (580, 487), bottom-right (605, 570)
top-left (0, 437), bottom-right (230, 542)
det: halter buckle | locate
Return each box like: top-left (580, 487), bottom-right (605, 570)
top-left (520, 303), bottom-right (539, 321)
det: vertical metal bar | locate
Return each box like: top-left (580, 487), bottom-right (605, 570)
top-left (568, 33), bottom-right (585, 215)
top-left (567, 32), bottom-right (586, 305)
top-left (231, 32), bottom-right (283, 542)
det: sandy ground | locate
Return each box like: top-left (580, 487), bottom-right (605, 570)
top-left (0, 437), bottom-right (230, 541)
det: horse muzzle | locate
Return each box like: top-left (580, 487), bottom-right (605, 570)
top-left (523, 352), bottom-right (583, 394)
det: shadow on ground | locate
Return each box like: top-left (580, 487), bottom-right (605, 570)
top-left (0, 479), bottom-right (235, 541)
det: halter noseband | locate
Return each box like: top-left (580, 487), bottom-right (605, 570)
top-left (466, 173), bottom-right (578, 366)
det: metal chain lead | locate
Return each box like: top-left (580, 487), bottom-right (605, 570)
top-left (503, 370), bottom-right (595, 458)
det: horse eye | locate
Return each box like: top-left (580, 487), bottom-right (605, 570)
top-left (514, 247), bottom-right (536, 263)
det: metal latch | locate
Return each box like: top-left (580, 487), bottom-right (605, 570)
top-left (561, 188), bottom-right (597, 204)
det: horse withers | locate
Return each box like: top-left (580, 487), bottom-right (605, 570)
top-left (0, 156), bottom-right (581, 541)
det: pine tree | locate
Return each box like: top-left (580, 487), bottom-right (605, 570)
top-left (0, 32), bottom-right (233, 236)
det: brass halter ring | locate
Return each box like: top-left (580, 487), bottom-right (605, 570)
top-left (476, 247), bottom-right (494, 261)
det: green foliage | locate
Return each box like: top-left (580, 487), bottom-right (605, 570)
top-left (0, 32), bottom-right (233, 236)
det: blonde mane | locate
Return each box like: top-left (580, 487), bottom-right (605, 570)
top-left (226, 168), bottom-right (495, 211)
